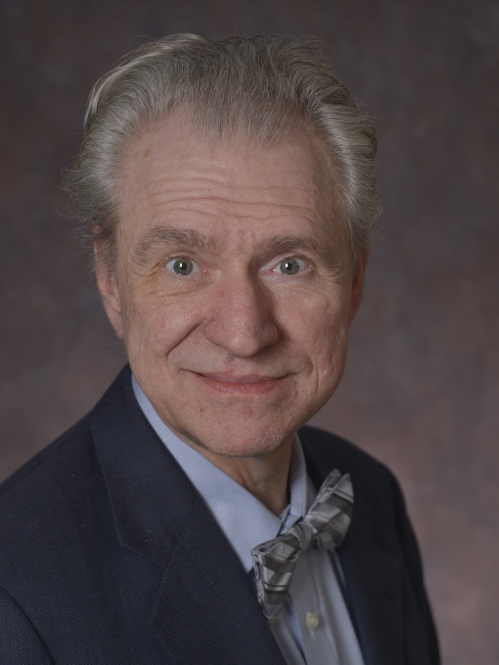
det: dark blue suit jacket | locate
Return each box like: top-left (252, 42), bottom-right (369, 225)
top-left (0, 367), bottom-right (439, 664)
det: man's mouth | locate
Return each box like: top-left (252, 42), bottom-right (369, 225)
top-left (193, 371), bottom-right (289, 395)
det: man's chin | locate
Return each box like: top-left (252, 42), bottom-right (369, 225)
top-left (171, 420), bottom-right (294, 459)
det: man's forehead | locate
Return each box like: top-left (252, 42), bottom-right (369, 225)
top-left (114, 113), bottom-right (345, 263)
top-left (120, 113), bottom-right (334, 205)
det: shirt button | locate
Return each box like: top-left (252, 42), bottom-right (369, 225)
top-left (306, 612), bottom-right (320, 630)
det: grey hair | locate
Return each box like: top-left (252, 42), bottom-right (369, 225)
top-left (65, 33), bottom-right (381, 269)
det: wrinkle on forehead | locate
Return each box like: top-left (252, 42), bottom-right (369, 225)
top-left (116, 113), bottom-right (341, 249)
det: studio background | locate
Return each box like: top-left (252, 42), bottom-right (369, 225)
top-left (1, 1), bottom-right (498, 663)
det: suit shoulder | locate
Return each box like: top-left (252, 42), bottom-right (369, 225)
top-left (0, 367), bottom-right (130, 506)
top-left (0, 415), bottom-right (97, 544)
top-left (0, 413), bottom-right (93, 499)
top-left (0, 408), bottom-right (111, 598)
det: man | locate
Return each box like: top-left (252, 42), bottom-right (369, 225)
top-left (0, 35), bottom-right (439, 664)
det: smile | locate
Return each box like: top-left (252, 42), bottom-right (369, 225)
top-left (194, 372), bottom-right (289, 395)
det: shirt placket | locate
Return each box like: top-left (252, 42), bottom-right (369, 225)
top-left (288, 551), bottom-right (341, 665)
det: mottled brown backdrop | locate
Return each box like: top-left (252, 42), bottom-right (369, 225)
top-left (1, 1), bottom-right (498, 663)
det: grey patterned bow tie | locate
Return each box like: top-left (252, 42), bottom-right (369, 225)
top-left (251, 469), bottom-right (354, 622)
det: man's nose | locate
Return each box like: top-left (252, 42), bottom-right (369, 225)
top-left (203, 276), bottom-right (279, 358)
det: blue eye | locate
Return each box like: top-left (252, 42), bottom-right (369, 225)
top-left (166, 258), bottom-right (200, 276)
top-left (275, 258), bottom-right (305, 275)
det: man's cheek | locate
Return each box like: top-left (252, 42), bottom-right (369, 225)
top-left (131, 302), bottom-right (196, 358)
top-left (289, 302), bottom-right (345, 356)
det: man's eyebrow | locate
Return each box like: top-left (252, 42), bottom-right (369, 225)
top-left (258, 234), bottom-right (335, 264)
top-left (133, 226), bottom-right (215, 265)
top-left (133, 227), bottom-right (337, 267)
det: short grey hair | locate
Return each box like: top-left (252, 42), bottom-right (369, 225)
top-left (66, 34), bottom-right (381, 269)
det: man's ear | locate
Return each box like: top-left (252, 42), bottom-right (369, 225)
top-left (349, 248), bottom-right (369, 325)
top-left (94, 241), bottom-right (124, 339)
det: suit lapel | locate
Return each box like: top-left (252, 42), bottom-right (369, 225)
top-left (337, 495), bottom-right (403, 665)
top-left (151, 496), bottom-right (286, 665)
top-left (91, 367), bottom-right (285, 665)
top-left (301, 430), bottom-right (404, 665)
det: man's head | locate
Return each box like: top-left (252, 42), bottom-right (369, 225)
top-left (67, 34), bottom-right (381, 459)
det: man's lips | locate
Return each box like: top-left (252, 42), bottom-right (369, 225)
top-left (192, 371), bottom-right (289, 395)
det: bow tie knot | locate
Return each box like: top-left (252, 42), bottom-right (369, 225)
top-left (287, 520), bottom-right (316, 552)
top-left (251, 469), bottom-right (354, 622)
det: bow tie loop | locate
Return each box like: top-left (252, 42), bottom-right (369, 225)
top-left (251, 469), bottom-right (354, 622)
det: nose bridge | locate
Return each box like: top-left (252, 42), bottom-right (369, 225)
top-left (203, 270), bottom-right (278, 357)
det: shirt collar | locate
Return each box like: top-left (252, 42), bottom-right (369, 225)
top-left (132, 374), bottom-right (310, 572)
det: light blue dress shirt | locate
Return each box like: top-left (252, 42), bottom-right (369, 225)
top-left (133, 375), bottom-right (365, 665)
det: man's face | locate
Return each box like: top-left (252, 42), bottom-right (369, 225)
top-left (98, 115), bottom-right (366, 458)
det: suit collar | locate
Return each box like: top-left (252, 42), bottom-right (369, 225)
top-left (90, 366), bottom-right (285, 665)
top-left (90, 366), bottom-right (196, 569)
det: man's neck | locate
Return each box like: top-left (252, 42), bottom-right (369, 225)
top-left (132, 374), bottom-right (295, 515)
top-left (176, 435), bottom-right (295, 515)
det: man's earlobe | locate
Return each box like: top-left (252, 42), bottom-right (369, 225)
top-left (94, 242), bottom-right (124, 339)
